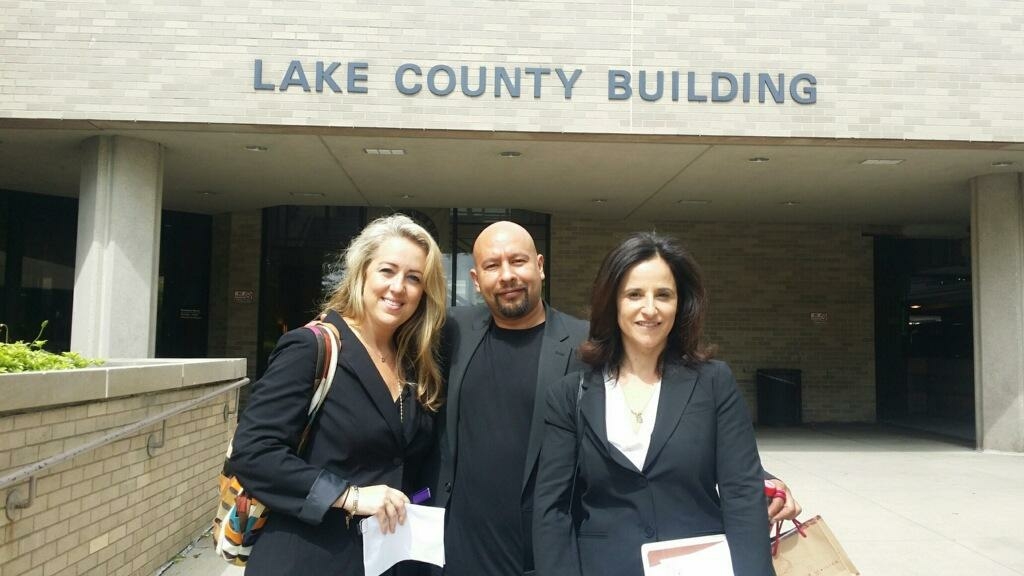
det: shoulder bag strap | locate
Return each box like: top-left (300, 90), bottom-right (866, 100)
top-left (296, 320), bottom-right (342, 452)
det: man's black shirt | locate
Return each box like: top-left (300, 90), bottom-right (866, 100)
top-left (444, 321), bottom-right (545, 576)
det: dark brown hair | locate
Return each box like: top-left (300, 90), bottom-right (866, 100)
top-left (579, 232), bottom-right (711, 371)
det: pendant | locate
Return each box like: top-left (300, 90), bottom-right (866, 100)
top-left (633, 411), bottom-right (644, 424)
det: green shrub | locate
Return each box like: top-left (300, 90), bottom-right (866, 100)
top-left (0, 321), bottom-right (105, 373)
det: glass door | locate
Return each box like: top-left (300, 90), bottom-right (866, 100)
top-left (257, 206), bottom-right (366, 376)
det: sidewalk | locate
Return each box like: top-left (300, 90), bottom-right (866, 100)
top-left (161, 424), bottom-right (1024, 576)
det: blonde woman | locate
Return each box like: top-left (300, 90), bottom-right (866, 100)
top-left (230, 214), bottom-right (447, 575)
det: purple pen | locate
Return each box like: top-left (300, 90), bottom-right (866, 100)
top-left (410, 487), bottom-right (431, 504)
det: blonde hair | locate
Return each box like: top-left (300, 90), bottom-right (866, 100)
top-left (323, 214), bottom-right (447, 411)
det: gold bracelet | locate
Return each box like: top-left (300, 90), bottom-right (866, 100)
top-left (345, 486), bottom-right (360, 528)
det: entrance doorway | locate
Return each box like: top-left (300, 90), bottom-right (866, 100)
top-left (874, 237), bottom-right (974, 442)
top-left (257, 206), bottom-right (367, 376)
top-left (0, 190), bottom-right (77, 351)
top-left (155, 211), bottom-right (212, 358)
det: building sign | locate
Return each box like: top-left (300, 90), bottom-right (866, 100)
top-left (233, 290), bottom-right (255, 304)
top-left (253, 60), bottom-right (817, 104)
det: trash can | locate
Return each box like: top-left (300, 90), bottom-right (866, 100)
top-left (756, 369), bottom-right (802, 426)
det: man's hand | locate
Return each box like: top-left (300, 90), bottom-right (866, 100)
top-left (766, 478), bottom-right (801, 524)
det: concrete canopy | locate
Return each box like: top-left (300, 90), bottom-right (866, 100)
top-left (2, 120), bottom-right (1022, 230)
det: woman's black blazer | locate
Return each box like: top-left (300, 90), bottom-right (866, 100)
top-left (229, 310), bottom-right (435, 576)
top-left (533, 359), bottom-right (774, 576)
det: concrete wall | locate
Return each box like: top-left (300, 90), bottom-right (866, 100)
top-left (1, 1), bottom-right (1022, 142)
top-left (0, 360), bottom-right (245, 576)
top-left (549, 217), bottom-right (876, 423)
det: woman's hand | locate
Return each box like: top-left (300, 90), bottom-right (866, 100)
top-left (334, 485), bottom-right (410, 533)
top-left (766, 478), bottom-right (802, 523)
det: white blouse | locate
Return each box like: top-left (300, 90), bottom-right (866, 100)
top-left (604, 370), bottom-right (662, 472)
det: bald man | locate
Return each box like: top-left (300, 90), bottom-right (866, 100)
top-left (430, 222), bottom-right (798, 576)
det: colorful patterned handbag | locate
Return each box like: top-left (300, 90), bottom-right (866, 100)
top-left (211, 318), bottom-right (341, 566)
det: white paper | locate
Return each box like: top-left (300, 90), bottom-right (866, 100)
top-left (360, 504), bottom-right (446, 576)
top-left (641, 534), bottom-right (734, 576)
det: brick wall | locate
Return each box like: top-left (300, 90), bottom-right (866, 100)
top-left (1, 1), bottom-right (1022, 142)
top-left (206, 213), bottom-right (231, 359)
top-left (208, 210), bottom-right (262, 379)
top-left (0, 385), bottom-right (236, 576)
top-left (549, 217), bottom-right (875, 422)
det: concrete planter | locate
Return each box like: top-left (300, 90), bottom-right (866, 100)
top-left (0, 358), bottom-right (246, 414)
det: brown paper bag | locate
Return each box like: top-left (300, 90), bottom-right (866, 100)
top-left (771, 515), bottom-right (859, 576)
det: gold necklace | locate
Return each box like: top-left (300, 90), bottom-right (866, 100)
top-left (347, 320), bottom-right (394, 365)
top-left (397, 385), bottom-right (407, 423)
top-left (379, 363), bottom-right (403, 397)
top-left (625, 397), bottom-right (653, 424)
top-left (346, 320), bottom-right (403, 401)
top-left (621, 380), bottom-right (656, 425)
top-left (369, 346), bottom-right (393, 365)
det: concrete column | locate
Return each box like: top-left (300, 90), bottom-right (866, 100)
top-left (72, 136), bottom-right (163, 358)
top-left (970, 172), bottom-right (1024, 452)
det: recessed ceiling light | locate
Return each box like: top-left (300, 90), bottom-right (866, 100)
top-left (992, 161), bottom-right (1014, 167)
top-left (399, 194), bottom-right (416, 199)
top-left (747, 157), bottom-right (770, 163)
top-left (364, 148), bottom-right (406, 155)
top-left (289, 192), bottom-right (325, 198)
top-left (677, 199), bottom-right (711, 205)
top-left (910, 304), bottom-right (922, 309)
top-left (591, 198), bottom-right (608, 204)
top-left (196, 191), bottom-right (217, 197)
top-left (499, 151), bottom-right (522, 158)
top-left (860, 159), bottom-right (904, 165)
top-left (780, 201), bottom-right (800, 206)
top-left (244, 145), bottom-right (268, 152)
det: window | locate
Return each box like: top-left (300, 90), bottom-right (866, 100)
top-left (0, 190), bottom-right (77, 351)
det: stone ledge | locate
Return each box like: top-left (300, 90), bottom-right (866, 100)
top-left (0, 358), bottom-right (246, 414)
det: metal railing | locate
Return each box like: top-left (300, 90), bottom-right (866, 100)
top-left (1, 377), bottom-right (249, 521)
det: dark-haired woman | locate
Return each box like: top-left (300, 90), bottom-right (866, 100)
top-left (533, 232), bottom-right (774, 576)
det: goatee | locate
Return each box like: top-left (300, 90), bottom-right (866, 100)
top-left (494, 290), bottom-right (531, 319)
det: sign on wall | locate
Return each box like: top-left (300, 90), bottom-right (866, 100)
top-left (233, 290), bottom-right (255, 304)
top-left (253, 60), bottom-right (817, 104)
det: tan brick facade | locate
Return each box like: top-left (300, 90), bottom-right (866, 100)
top-left (2, 1), bottom-right (1021, 142)
top-left (0, 380), bottom-right (238, 576)
top-left (549, 217), bottom-right (875, 422)
top-left (207, 210), bottom-right (263, 377)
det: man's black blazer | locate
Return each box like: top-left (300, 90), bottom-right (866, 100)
top-left (431, 303), bottom-right (589, 570)
top-left (533, 360), bottom-right (775, 576)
